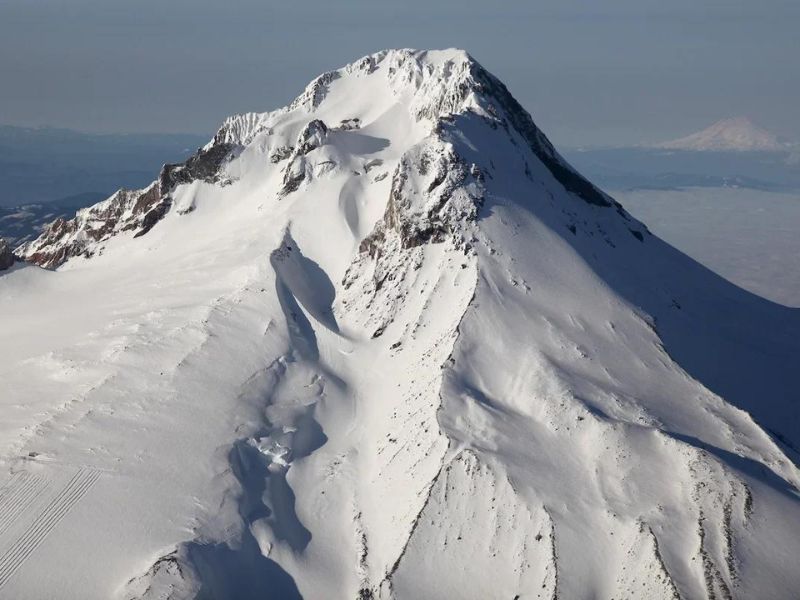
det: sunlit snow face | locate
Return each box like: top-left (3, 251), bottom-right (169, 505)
top-left (0, 46), bottom-right (799, 600)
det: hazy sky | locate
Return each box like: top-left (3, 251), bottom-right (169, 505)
top-left (1, 0), bottom-right (798, 147)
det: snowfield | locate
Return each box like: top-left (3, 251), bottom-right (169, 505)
top-left (1, 49), bottom-right (799, 599)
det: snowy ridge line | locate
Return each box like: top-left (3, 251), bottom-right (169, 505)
top-left (543, 507), bottom-right (559, 600)
top-left (642, 522), bottom-right (681, 600)
top-left (375, 455), bottom-right (449, 599)
top-left (371, 246), bottom-right (479, 595)
top-left (374, 262), bottom-right (475, 594)
top-left (0, 468), bottom-right (100, 589)
top-left (0, 472), bottom-right (50, 541)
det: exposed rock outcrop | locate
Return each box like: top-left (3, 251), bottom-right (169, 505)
top-left (17, 142), bottom-right (235, 269)
top-left (359, 139), bottom-right (483, 259)
top-left (280, 119), bottom-right (329, 196)
top-left (15, 183), bottom-right (165, 268)
top-left (159, 143), bottom-right (235, 197)
top-left (0, 238), bottom-right (14, 270)
top-left (398, 49), bottom-right (613, 207)
top-left (290, 71), bottom-right (341, 112)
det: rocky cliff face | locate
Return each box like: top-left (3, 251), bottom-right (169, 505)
top-left (0, 238), bottom-right (14, 270)
top-left (15, 183), bottom-right (164, 269)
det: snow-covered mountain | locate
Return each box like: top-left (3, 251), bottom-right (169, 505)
top-left (657, 116), bottom-right (786, 152)
top-left (1, 49), bottom-right (799, 599)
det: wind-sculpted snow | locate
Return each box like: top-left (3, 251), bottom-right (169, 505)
top-left (1, 49), bottom-right (799, 599)
top-left (213, 112), bottom-right (272, 147)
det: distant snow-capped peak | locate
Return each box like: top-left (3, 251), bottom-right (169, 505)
top-left (657, 116), bottom-right (786, 151)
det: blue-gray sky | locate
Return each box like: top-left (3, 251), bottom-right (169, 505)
top-left (1, 0), bottom-right (798, 147)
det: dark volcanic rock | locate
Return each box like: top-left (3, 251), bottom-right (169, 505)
top-left (279, 120), bottom-right (329, 196)
top-left (337, 118), bottom-right (361, 131)
top-left (18, 140), bottom-right (236, 269)
top-left (135, 196), bottom-right (172, 239)
top-left (17, 184), bottom-right (168, 269)
top-left (0, 238), bottom-right (14, 270)
top-left (296, 120), bottom-right (329, 156)
top-left (269, 146), bottom-right (294, 163)
top-left (360, 142), bottom-right (484, 259)
top-left (160, 143), bottom-right (234, 197)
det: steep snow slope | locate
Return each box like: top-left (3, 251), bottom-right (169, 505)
top-left (1, 49), bottom-right (799, 600)
top-left (657, 117), bottom-right (786, 152)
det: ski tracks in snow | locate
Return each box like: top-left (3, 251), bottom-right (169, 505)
top-left (0, 472), bottom-right (50, 543)
top-left (0, 467), bottom-right (101, 591)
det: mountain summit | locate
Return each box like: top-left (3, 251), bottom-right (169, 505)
top-left (657, 116), bottom-right (786, 152)
top-left (1, 49), bottom-right (799, 599)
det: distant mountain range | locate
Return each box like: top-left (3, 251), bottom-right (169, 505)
top-left (563, 119), bottom-right (800, 192)
top-left (564, 147), bottom-right (800, 193)
top-left (0, 125), bottom-right (207, 208)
